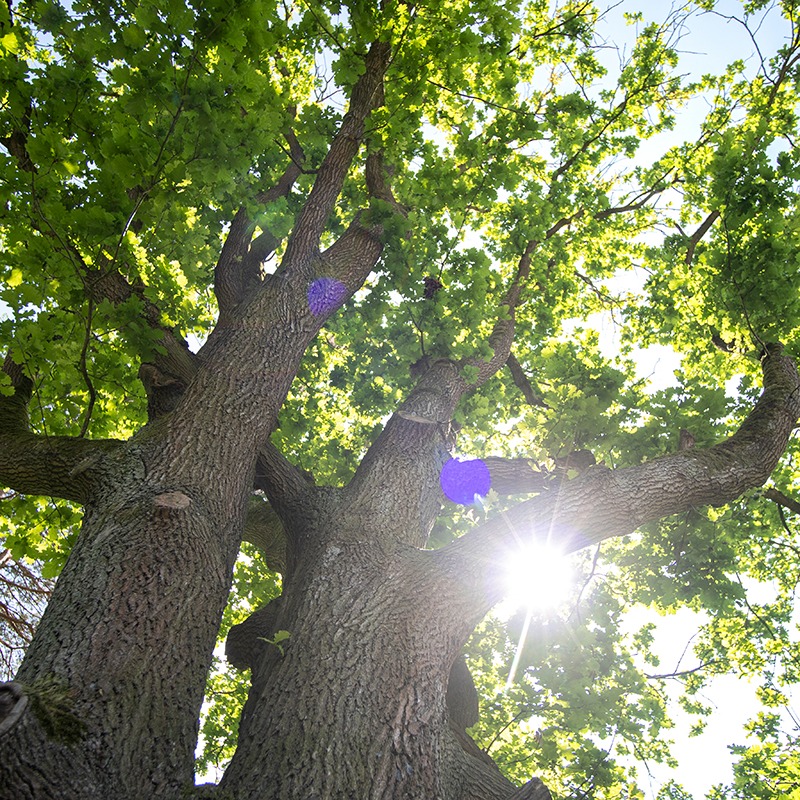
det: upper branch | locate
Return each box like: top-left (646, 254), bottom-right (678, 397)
top-left (214, 133), bottom-right (305, 324)
top-left (436, 345), bottom-right (800, 615)
top-left (465, 240), bottom-right (535, 386)
top-left (345, 361), bottom-right (463, 547)
top-left (684, 210), bottom-right (721, 265)
top-left (342, 240), bottom-right (539, 546)
top-left (282, 41), bottom-right (391, 263)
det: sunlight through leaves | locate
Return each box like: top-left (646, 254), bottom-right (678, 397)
top-left (502, 543), bottom-right (573, 688)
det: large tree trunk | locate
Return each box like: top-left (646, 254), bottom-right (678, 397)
top-left (0, 441), bottom-right (248, 799)
top-left (220, 518), bottom-right (541, 800)
top-left (224, 539), bottom-right (457, 799)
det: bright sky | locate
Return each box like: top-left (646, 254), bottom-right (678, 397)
top-left (554, 3), bottom-right (794, 797)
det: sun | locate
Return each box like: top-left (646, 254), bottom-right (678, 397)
top-left (501, 541), bottom-right (573, 613)
top-left (500, 541), bottom-right (574, 687)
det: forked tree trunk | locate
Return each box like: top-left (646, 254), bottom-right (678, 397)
top-left (224, 539), bottom-right (459, 799)
top-left (2, 348), bottom-right (800, 800)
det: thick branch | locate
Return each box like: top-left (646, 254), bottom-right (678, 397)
top-left (214, 208), bottom-right (261, 324)
top-left (684, 209), bottom-right (720, 265)
top-left (345, 361), bottom-right (463, 546)
top-left (483, 457), bottom-right (549, 495)
top-left (214, 138), bottom-right (305, 324)
top-left (464, 241), bottom-right (535, 387)
top-left (309, 217), bottom-right (386, 303)
top-left (0, 362), bottom-right (122, 503)
top-left (0, 431), bottom-right (124, 505)
top-left (241, 495), bottom-right (287, 575)
top-left (253, 439), bottom-right (318, 531)
top-left (437, 345), bottom-right (800, 615)
top-left (446, 721), bottom-right (552, 800)
top-left (344, 241), bottom-right (537, 545)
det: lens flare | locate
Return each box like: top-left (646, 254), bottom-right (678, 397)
top-left (440, 458), bottom-right (491, 505)
top-left (502, 542), bottom-right (573, 687)
top-left (307, 277), bottom-right (347, 316)
top-left (502, 542), bottom-right (572, 612)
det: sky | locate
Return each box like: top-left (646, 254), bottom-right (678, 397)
top-left (571, 2), bottom-right (797, 797)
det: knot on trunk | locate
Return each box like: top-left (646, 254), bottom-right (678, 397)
top-left (0, 677), bottom-right (85, 745)
top-left (0, 682), bottom-right (28, 738)
top-left (139, 363), bottom-right (188, 419)
top-left (226, 598), bottom-right (284, 670)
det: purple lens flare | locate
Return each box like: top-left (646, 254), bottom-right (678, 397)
top-left (308, 278), bottom-right (348, 316)
top-left (440, 457), bottom-right (491, 505)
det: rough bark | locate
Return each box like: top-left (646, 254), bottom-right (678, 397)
top-left (3, 331), bottom-right (796, 800)
top-left (0, 367), bottom-right (124, 505)
top-left (218, 523), bottom-right (542, 800)
top-left (0, 39), bottom-right (394, 800)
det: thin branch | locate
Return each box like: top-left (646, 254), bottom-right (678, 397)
top-left (506, 353), bottom-right (549, 409)
top-left (571, 543), bottom-right (602, 624)
top-left (645, 661), bottom-right (717, 681)
top-left (764, 487), bottom-right (800, 516)
top-left (77, 298), bottom-right (96, 438)
top-left (484, 706), bottom-right (536, 754)
top-left (594, 184), bottom-right (667, 220)
top-left (684, 210), bottom-right (720, 265)
top-left (425, 79), bottom-right (534, 116)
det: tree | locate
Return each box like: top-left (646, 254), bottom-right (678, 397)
top-left (2, 0), bottom-right (800, 798)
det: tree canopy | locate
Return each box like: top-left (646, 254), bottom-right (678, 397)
top-left (2, 1), bottom-right (800, 799)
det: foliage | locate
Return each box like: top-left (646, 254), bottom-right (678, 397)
top-left (2, 0), bottom-right (800, 797)
top-left (196, 544), bottom-right (281, 778)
